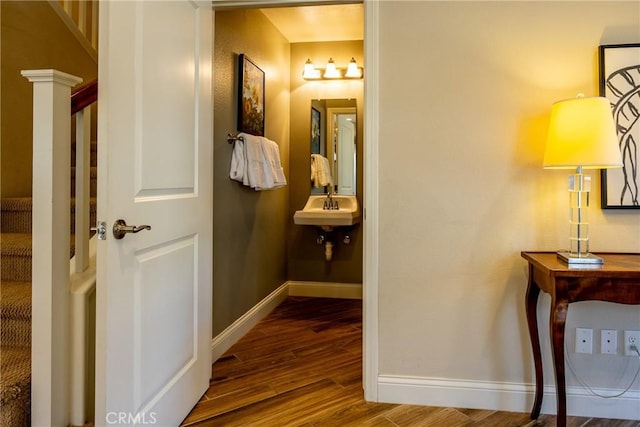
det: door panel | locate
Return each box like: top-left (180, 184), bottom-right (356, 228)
top-left (135, 236), bottom-right (197, 411)
top-left (137, 1), bottom-right (198, 195)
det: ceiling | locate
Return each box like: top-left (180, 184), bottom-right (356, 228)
top-left (260, 4), bottom-right (363, 43)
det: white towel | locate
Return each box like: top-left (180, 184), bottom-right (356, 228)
top-left (241, 133), bottom-right (265, 188)
top-left (258, 137), bottom-right (287, 190)
top-left (311, 154), bottom-right (333, 188)
top-left (230, 132), bottom-right (287, 190)
top-left (229, 137), bottom-right (245, 182)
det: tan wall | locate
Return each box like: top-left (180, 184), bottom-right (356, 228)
top-left (377, 1), bottom-right (640, 390)
top-left (213, 9), bottom-right (290, 335)
top-left (288, 41), bottom-right (364, 282)
top-left (1, 1), bottom-right (97, 197)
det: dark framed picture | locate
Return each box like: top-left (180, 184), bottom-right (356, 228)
top-left (599, 43), bottom-right (640, 209)
top-left (311, 107), bottom-right (321, 154)
top-left (237, 54), bottom-right (265, 136)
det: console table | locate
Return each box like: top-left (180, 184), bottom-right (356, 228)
top-left (521, 252), bottom-right (640, 427)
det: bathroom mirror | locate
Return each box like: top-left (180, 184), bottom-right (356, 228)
top-left (310, 99), bottom-right (357, 195)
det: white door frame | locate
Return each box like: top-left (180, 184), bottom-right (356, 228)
top-left (211, 0), bottom-right (380, 401)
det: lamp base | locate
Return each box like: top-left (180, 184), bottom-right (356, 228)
top-left (557, 251), bottom-right (603, 265)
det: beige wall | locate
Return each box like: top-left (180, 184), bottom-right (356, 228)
top-left (1, 1), bottom-right (97, 197)
top-left (213, 9), bottom-right (290, 335)
top-left (288, 41), bottom-right (364, 282)
top-left (377, 0), bottom-right (640, 392)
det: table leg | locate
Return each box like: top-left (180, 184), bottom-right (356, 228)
top-left (525, 266), bottom-right (543, 420)
top-left (550, 297), bottom-right (568, 427)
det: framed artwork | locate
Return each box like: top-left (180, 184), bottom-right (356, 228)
top-left (599, 43), bottom-right (640, 209)
top-left (237, 54), bottom-right (265, 136)
top-left (311, 107), bottom-right (321, 154)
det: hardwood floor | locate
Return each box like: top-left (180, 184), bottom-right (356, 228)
top-left (181, 297), bottom-right (640, 427)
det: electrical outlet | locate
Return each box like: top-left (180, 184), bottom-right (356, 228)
top-left (600, 330), bottom-right (617, 355)
top-left (623, 330), bottom-right (640, 356)
top-left (575, 328), bottom-right (593, 354)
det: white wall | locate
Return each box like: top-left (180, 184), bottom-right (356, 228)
top-left (376, 0), bottom-right (640, 417)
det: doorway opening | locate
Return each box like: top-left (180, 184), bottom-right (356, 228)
top-left (202, 1), bottom-right (372, 423)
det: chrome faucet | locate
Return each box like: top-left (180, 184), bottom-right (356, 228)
top-left (322, 192), bottom-right (340, 210)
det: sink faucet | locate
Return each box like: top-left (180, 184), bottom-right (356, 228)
top-left (324, 193), bottom-right (333, 210)
top-left (322, 192), bottom-right (340, 210)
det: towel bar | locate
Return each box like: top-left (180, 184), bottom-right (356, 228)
top-left (227, 133), bottom-right (245, 144)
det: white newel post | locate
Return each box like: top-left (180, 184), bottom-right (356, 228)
top-left (21, 69), bottom-right (83, 427)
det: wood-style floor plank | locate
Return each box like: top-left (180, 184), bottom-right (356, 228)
top-left (182, 297), bottom-right (640, 427)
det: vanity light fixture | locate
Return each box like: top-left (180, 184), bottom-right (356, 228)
top-left (303, 58), bottom-right (321, 80)
top-left (323, 58), bottom-right (340, 78)
top-left (345, 58), bottom-right (363, 78)
top-left (543, 94), bottom-right (622, 265)
top-left (302, 57), bottom-right (363, 81)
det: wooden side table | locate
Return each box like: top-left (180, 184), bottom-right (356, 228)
top-left (521, 252), bottom-right (640, 427)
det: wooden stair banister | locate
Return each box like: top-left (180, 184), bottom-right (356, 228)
top-left (71, 79), bottom-right (97, 114)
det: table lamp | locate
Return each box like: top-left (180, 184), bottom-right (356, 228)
top-left (543, 95), bottom-right (622, 265)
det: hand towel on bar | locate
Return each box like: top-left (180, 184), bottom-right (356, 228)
top-left (230, 133), bottom-right (287, 190)
top-left (310, 153), bottom-right (332, 188)
top-left (229, 136), bottom-right (245, 182)
top-left (242, 133), bottom-right (269, 189)
top-left (257, 137), bottom-right (287, 190)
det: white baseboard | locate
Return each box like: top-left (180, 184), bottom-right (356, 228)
top-left (287, 281), bottom-right (362, 299)
top-left (210, 283), bottom-right (289, 362)
top-left (378, 375), bottom-right (640, 421)
top-left (210, 281), bottom-right (362, 362)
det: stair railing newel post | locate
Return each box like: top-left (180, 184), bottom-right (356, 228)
top-left (21, 69), bottom-right (83, 427)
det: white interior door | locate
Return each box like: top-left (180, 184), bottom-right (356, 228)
top-left (95, 1), bottom-right (212, 425)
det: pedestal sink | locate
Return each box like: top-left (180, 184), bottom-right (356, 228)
top-left (293, 195), bottom-right (360, 231)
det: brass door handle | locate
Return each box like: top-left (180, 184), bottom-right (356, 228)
top-left (112, 219), bottom-right (151, 240)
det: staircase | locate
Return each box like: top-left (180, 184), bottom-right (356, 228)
top-left (0, 1), bottom-right (99, 423)
top-left (0, 138), bottom-right (97, 426)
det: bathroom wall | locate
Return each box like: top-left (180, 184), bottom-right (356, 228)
top-left (288, 41), bottom-right (364, 283)
top-left (1, 1), bottom-right (98, 197)
top-left (213, 9), bottom-right (290, 335)
top-left (375, 0), bottom-right (640, 408)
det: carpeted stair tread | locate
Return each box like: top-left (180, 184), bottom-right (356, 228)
top-left (1, 281), bottom-right (31, 347)
top-left (2, 197), bottom-right (97, 234)
top-left (0, 345), bottom-right (31, 426)
top-left (1, 281), bottom-right (31, 320)
top-left (0, 197), bottom-right (33, 212)
top-left (0, 198), bottom-right (33, 235)
top-left (2, 196), bottom-right (97, 211)
top-left (1, 233), bottom-right (76, 282)
top-left (1, 234), bottom-right (32, 282)
top-left (0, 234), bottom-right (32, 257)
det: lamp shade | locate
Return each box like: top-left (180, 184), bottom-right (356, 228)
top-left (323, 58), bottom-right (341, 79)
top-left (543, 96), bottom-right (622, 169)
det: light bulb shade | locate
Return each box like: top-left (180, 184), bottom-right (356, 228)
top-left (345, 57), bottom-right (362, 78)
top-left (323, 58), bottom-right (341, 79)
top-left (543, 96), bottom-right (622, 169)
top-left (302, 59), bottom-right (320, 79)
